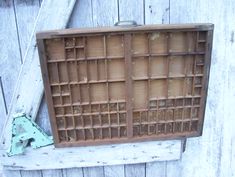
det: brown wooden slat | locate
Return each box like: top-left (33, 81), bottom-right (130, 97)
top-left (124, 34), bottom-right (133, 138)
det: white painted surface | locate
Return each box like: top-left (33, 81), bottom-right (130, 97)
top-left (119, 0), bottom-right (144, 24)
top-left (62, 168), bottom-right (83, 177)
top-left (0, 0), bottom-right (22, 111)
top-left (166, 160), bottom-right (181, 177)
top-left (68, 0), bottom-right (93, 28)
top-left (145, 0), bottom-right (169, 24)
top-left (0, 140), bottom-right (182, 170)
top-left (104, 165), bottom-right (124, 177)
top-left (146, 161), bottom-right (166, 177)
top-left (20, 170), bottom-right (42, 177)
top-left (83, 167), bottom-right (104, 177)
top-left (0, 0), bottom-right (22, 144)
top-left (0, 0), bottom-right (76, 150)
top-left (14, 0), bottom-right (40, 58)
top-left (169, 0), bottom-right (235, 177)
top-left (92, 0), bottom-right (118, 27)
top-left (3, 170), bottom-right (21, 177)
top-left (125, 163), bottom-right (145, 177)
top-left (36, 96), bottom-right (51, 135)
top-left (41, 170), bottom-right (63, 177)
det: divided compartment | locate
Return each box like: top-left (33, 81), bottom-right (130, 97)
top-left (150, 32), bottom-right (168, 54)
top-left (87, 35), bottom-right (104, 57)
top-left (150, 56), bottom-right (168, 77)
top-left (133, 81), bottom-right (148, 109)
top-left (41, 26), bottom-right (212, 146)
top-left (132, 33), bottom-right (148, 55)
top-left (132, 57), bottom-right (148, 78)
top-left (168, 78), bottom-right (184, 97)
top-left (169, 56), bottom-right (185, 76)
top-left (169, 32), bottom-right (187, 53)
top-left (108, 58), bottom-right (125, 80)
top-left (106, 34), bottom-right (124, 57)
top-left (150, 79), bottom-right (167, 98)
top-left (46, 38), bottom-right (65, 60)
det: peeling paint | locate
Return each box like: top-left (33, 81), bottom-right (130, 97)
top-left (230, 31), bottom-right (234, 43)
top-left (149, 5), bottom-right (152, 13)
top-left (0, 0), bottom-right (12, 8)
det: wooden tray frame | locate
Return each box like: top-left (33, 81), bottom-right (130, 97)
top-left (37, 24), bottom-right (213, 147)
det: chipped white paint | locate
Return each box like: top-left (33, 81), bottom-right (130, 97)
top-left (0, 0), bottom-right (76, 150)
top-left (0, 140), bottom-right (182, 170)
top-left (92, 0), bottom-right (119, 27)
top-left (0, 0), bottom-right (22, 112)
top-left (119, 0), bottom-right (144, 25)
top-left (104, 165), bottom-right (124, 177)
top-left (0, 0), bottom-right (22, 144)
top-left (169, 0), bottom-right (235, 177)
top-left (145, 0), bottom-right (170, 24)
top-left (14, 0), bottom-right (40, 58)
top-left (125, 163), bottom-right (145, 177)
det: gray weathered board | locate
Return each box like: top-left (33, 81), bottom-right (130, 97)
top-left (0, 0), bottom-right (22, 139)
top-left (0, 0), bottom-right (76, 149)
top-left (0, 0), bottom-right (235, 177)
top-left (1, 140), bottom-right (182, 170)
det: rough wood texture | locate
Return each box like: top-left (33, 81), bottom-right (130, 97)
top-left (70, 1), bottom-right (120, 176)
top-left (0, 0), bottom-right (22, 140)
top-left (83, 167), bottom-right (104, 177)
top-left (0, 79), bottom-right (7, 140)
top-left (20, 170), bottom-right (42, 177)
top-left (166, 160), bottom-right (181, 177)
top-left (169, 0), bottom-right (235, 177)
top-left (36, 96), bottom-right (52, 135)
top-left (14, 0), bottom-right (40, 58)
top-left (119, 0), bottom-right (144, 24)
top-left (68, 0), bottom-right (93, 28)
top-left (104, 165), bottom-right (124, 177)
top-left (118, 1), bottom-right (170, 175)
top-left (125, 163), bottom-right (145, 177)
top-left (62, 168), bottom-right (83, 177)
top-left (3, 170), bottom-right (21, 177)
top-left (92, 0), bottom-right (118, 27)
top-left (0, 140), bottom-right (182, 170)
top-left (145, 0), bottom-right (169, 24)
top-left (0, 0), bottom-right (76, 149)
top-left (0, 0), bottom-right (22, 110)
top-left (0, 0), bottom-right (40, 139)
top-left (146, 162), bottom-right (166, 177)
top-left (41, 170), bottom-right (63, 177)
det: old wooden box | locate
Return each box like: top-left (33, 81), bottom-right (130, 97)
top-left (37, 24), bottom-right (213, 147)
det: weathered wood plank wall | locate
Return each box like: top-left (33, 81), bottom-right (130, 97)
top-left (170, 1), bottom-right (235, 177)
top-left (0, 0), bottom-right (26, 138)
top-left (0, 1), bottom-right (41, 176)
top-left (1, 0), bottom-right (235, 177)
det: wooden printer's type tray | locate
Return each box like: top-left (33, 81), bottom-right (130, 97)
top-left (37, 24), bottom-right (213, 147)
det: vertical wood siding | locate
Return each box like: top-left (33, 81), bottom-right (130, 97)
top-left (170, 1), bottom-right (235, 177)
top-left (1, 0), bottom-right (235, 177)
top-left (0, 0), bottom-right (24, 139)
top-left (0, 0), bottom-right (41, 144)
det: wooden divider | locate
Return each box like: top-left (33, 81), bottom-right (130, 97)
top-left (37, 24), bottom-right (213, 147)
